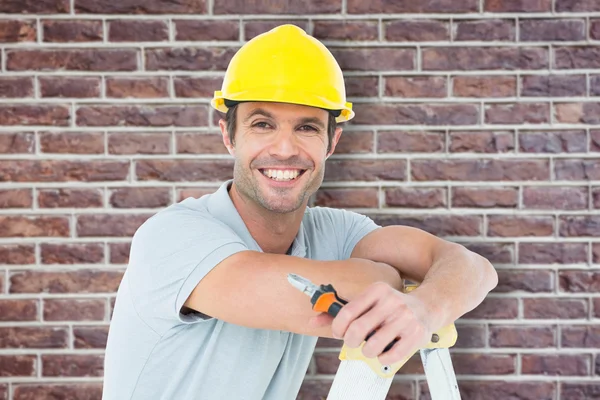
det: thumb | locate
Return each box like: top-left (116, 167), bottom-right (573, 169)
top-left (308, 313), bottom-right (334, 328)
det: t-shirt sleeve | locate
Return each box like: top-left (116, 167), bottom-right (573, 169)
top-left (125, 207), bottom-right (248, 334)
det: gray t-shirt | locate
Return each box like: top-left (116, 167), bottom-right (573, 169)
top-left (102, 180), bottom-right (380, 400)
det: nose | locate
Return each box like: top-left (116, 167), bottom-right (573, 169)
top-left (268, 128), bottom-right (300, 159)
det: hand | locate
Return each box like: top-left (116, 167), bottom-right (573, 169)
top-left (328, 282), bottom-right (434, 366)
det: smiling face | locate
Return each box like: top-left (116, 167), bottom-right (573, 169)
top-left (219, 102), bottom-right (342, 215)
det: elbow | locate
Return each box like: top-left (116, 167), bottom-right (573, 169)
top-left (476, 252), bottom-right (499, 293)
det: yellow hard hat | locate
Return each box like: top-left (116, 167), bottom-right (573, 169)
top-left (211, 24), bottom-right (354, 123)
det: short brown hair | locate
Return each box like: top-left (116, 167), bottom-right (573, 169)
top-left (224, 104), bottom-right (338, 153)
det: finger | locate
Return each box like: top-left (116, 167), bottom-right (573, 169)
top-left (378, 326), bottom-right (428, 366)
top-left (343, 300), bottom-right (392, 348)
top-left (331, 282), bottom-right (389, 340)
top-left (361, 316), bottom-right (408, 358)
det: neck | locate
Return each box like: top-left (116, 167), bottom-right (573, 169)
top-left (228, 183), bottom-right (306, 254)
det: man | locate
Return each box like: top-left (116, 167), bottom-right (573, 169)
top-left (102, 25), bottom-right (498, 399)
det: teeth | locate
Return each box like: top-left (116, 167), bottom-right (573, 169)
top-left (262, 169), bottom-right (301, 181)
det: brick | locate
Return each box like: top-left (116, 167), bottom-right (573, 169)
top-left (520, 242), bottom-right (588, 264)
top-left (0, 356), bottom-right (36, 377)
top-left (44, 299), bottom-right (105, 321)
top-left (313, 20), bottom-right (378, 41)
top-left (412, 159), bottom-right (549, 181)
top-left (595, 188), bottom-right (600, 209)
top-left (560, 271), bottom-right (600, 292)
top-left (485, 103), bottom-right (550, 124)
top-left (324, 160), bottom-right (406, 182)
top-left (371, 215), bottom-right (481, 236)
top-left (345, 77), bottom-right (378, 97)
top-left (449, 131), bottom-right (514, 153)
top-left (108, 20), bottom-right (168, 42)
top-left (493, 270), bottom-right (554, 293)
top-left (454, 19), bottom-right (515, 41)
top-left (520, 19), bottom-right (585, 41)
top-left (297, 381), bottom-right (333, 400)
top-left (13, 384), bottom-right (103, 400)
top-left (452, 187), bottom-right (519, 208)
top-left (562, 326), bottom-right (600, 347)
top-left (595, 298), bottom-right (600, 317)
top-left (423, 47), bottom-right (548, 71)
top-left (7, 49), bottom-right (137, 71)
top-left (77, 214), bottom-right (151, 237)
top-left (485, 0), bottom-right (552, 11)
top-left (136, 160), bottom-right (234, 182)
top-left (384, 20), bottom-right (449, 41)
top-left (0, 132), bottom-right (34, 153)
top-left (174, 77), bottom-right (223, 98)
top-left (523, 298), bottom-right (588, 319)
top-left (555, 159), bottom-right (600, 181)
top-left (455, 325), bottom-right (486, 348)
top-left (176, 132), bottom-right (227, 154)
top-left (146, 47), bottom-right (236, 71)
top-left (561, 383), bottom-right (600, 400)
top-left (452, 354), bottom-right (516, 375)
top-left (0, 216), bottom-right (69, 238)
top-left (40, 76), bottom-right (101, 98)
top-left (488, 216), bottom-right (554, 237)
top-left (593, 130), bottom-right (600, 151)
top-left (0, 0), bottom-right (68, 13)
top-left (334, 131), bottom-right (374, 153)
top-left (460, 242), bottom-right (515, 264)
top-left (556, 46), bottom-right (600, 69)
top-left (109, 242), bottom-right (130, 264)
top-left (0, 160), bottom-right (129, 182)
top-left (347, 0), bottom-right (478, 13)
top-left (385, 76), bottom-right (447, 98)
top-left (560, 216), bottom-right (600, 236)
top-left (74, 326), bottom-right (109, 349)
top-left (384, 188), bottom-right (446, 208)
top-left (0, 300), bottom-right (38, 321)
top-left (453, 76), bottom-right (516, 98)
top-left (41, 243), bottom-right (104, 264)
top-left (0, 78), bottom-right (34, 97)
top-left (40, 131), bottom-right (103, 154)
top-left (0, 189), bottom-right (32, 208)
top-left (0, 105), bottom-right (69, 126)
top-left (0, 245), bottom-right (35, 264)
top-left (0, 20), bottom-right (36, 42)
top-left (463, 297), bottom-right (518, 319)
top-left (521, 75), bottom-right (586, 97)
top-left (489, 325), bottom-right (555, 348)
top-left (110, 187), bottom-right (171, 208)
top-left (108, 132), bottom-right (171, 155)
top-left (77, 105), bottom-right (208, 127)
top-left (441, 381), bottom-right (555, 400)
top-left (330, 48), bottom-right (414, 71)
top-left (378, 131), bottom-right (444, 153)
top-left (315, 188), bottom-right (379, 208)
top-left (520, 130), bottom-right (586, 153)
top-left (106, 77), bottom-right (169, 98)
top-left (557, 0), bottom-right (600, 11)
top-left (353, 104), bottom-right (478, 125)
top-left (175, 20), bottom-right (238, 41)
top-left (38, 188), bottom-right (103, 208)
top-left (556, 102), bottom-right (600, 124)
top-left (215, 0), bottom-right (339, 13)
top-left (524, 186), bottom-right (588, 210)
top-left (42, 354), bottom-right (104, 377)
top-left (10, 270), bottom-right (123, 294)
top-left (315, 337), bottom-right (343, 348)
top-left (595, 243), bottom-right (600, 263)
top-left (0, 327), bottom-right (68, 348)
top-left (76, 0), bottom-right (206, 13)
top-left (43, 20), bottom-right (102, 42)
top-left (244, 21), bottom-right (309, 40)
top-left (177, 188), bottom-right (217, 202)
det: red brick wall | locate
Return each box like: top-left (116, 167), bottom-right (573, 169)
top-left (1, 1), bottom-right (599, 399)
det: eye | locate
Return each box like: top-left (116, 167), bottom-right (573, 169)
top-left (298, 125), bottom-right (318, 132)
top-left (253, 121), bottom-right (271, 129)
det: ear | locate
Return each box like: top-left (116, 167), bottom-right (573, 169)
top-left (326, 126), bottom-right (343, 158)
top-left (219, 118), bottom-right (235, 156)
